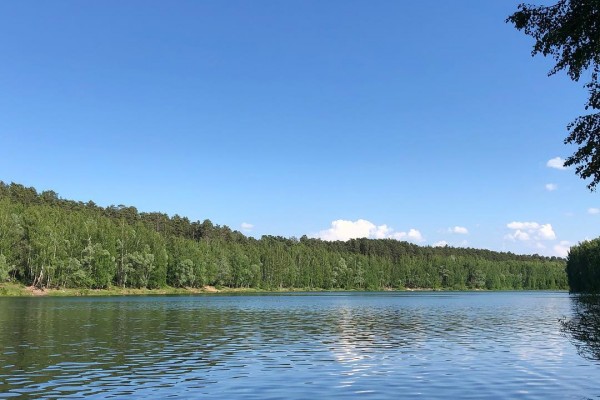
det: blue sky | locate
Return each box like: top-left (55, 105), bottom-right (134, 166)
top-left (0, 0), bottom-right (597, 257)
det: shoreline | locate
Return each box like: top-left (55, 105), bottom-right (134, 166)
top-left (0, 283), bottom-right (567, 297)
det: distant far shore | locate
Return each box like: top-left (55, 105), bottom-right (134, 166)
top-left (0, 283), bottom-right (566, 297)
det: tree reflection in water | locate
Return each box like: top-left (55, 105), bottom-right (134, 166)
top-left (561, 295), bottom-right (600, 361)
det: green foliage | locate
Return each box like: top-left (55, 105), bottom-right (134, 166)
top-left (82, 242), bottom-right (116, 289)
top-left (127, 246), bottom-right (156, 289)
top-left (0, 181), bottom-right (569, 291)
top-left (173, 259), bottom-right (195, 287)
top-left (566, 238), bottom-right (600, 293)
top-left (0, 283), bottom-right (28, 296)
top-left (508, 1), bottom-right (600, 190)
top-left (0, 254), bottom-right (11, 282)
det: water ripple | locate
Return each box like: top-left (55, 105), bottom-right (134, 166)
top-left (0, 292), bottom-right (598, 399)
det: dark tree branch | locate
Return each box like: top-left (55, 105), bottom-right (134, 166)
top-left (508, 1), bottom-right (600, 190)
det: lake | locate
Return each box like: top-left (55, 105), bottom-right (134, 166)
top-left (0, 292), bottom-right (598, 399)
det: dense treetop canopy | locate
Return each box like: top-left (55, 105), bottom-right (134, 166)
top-left (0, 181), bottom-right (567, 291)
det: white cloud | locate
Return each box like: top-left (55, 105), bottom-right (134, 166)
top-left (545, 183), bottom-right (558, 191)
top-left (449, 226), bottom-right (468, 234)
top-left (240, 222), bottom-right (254, 231)
top-left (507, 221), bottom-right (539, 230)
top-left (315, 219), bottom-right (424, 243)
top-left (316, 219), bottom-right (379, 241)
top-left (553, 241), bottom-right (571, 258)
top-left (505, 222), bottom-right (571, 258)
top-left (510, 230), bottom-right (530, 241)
top-left (505, 221), bottom-right (556, 241)
top-left (588, 208), bottom-right (600, 215)
top-left (405, 229), bottom-right (424, 242)
top-left (433, 241), bottom-right (449, 247)
top-left (547, 157), bottom-right (567, 170)
top-left (538, 224), bottom-right (556, 240)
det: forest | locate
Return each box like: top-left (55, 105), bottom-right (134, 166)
top-left (566, 239), bottom-right (600, 293)
top-left (0, 181), bottom-right (568, 291)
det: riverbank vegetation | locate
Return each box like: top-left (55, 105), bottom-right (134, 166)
top-left (566, 239), bottom-right (600, 293)
top-left (0, 282), bottom-right (265, 297)
top-left (0, 182), bottom-right (568, 293)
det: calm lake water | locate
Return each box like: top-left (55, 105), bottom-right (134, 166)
top-left (0, 292), bottom-right (599, 399)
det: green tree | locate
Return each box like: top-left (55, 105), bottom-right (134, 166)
top-left (567, 238), bottom-right (600, 292)
top-left (0, 199), bottom-right (24, 280)
top-left (173, 259), bottom-right (195, 287)
top-left (81, 241), bottom-right (115, 289)
top-left (59, 257), bottom-right (91, 288)
top-left (127, 245), bottom-right (155, 288)
top-left (215, 254), bottom-right (232, 287)
top-left (508, 1), bottom-right (600, 190)
top-left (354, 260), bottom-right (365, 289)
top-left (0, 254), bottom-right (12, 282)
top-left (0, 181), bottom-right (571, 292)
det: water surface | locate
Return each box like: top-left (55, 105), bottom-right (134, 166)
top-left (0, 292), bottom-right (598, 399)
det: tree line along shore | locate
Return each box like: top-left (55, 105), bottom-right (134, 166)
top-left (0, 182), bottom-right (573, 295)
